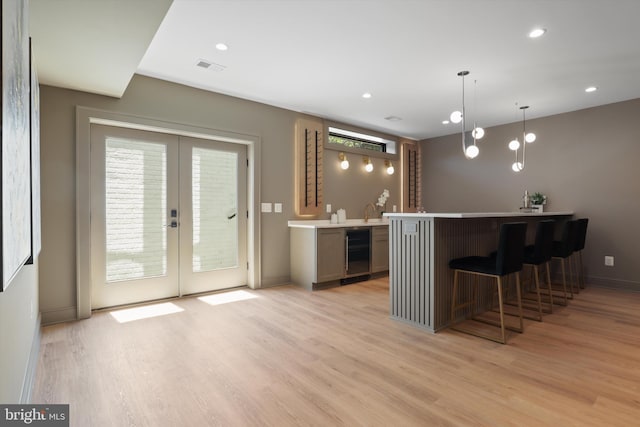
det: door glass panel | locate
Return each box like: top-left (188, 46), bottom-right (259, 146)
top-left (192, 147), bottom-right (238, 272)
top-left (105, 138), bottom-right (167, 282)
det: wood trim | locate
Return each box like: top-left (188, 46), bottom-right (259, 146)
top-left (402, 141), bottom-right (421, 212)
top-left (295, 118), bottom-right (323, 216)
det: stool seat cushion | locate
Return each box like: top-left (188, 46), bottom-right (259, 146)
top-left (552, 240), bottom-right (572, 258)
top-left (449, 256), bottom-right (502, 276)
top-left (524, 244), bottom-right (547, 264)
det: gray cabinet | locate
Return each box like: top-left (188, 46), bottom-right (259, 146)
top-left (371, 226), bottom-right (389, 273)
top-left (316, 228), bottom-right (345, 282)
top-left (290, 224), bottom-right (388, 290)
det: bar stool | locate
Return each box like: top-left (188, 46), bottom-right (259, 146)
top-left (550, 219), bottom-right (578, 302)
top-left (521, 219), bottom-right (556, 318)
top-left (449, 222), bottom-right (527, 344)
top-left (572, 218), bottom-right (589, 290)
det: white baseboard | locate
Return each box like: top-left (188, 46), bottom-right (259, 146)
top-left (21, 314), bottom-right (41, 403)
top-left (41, 306), bottom-right (77, 325)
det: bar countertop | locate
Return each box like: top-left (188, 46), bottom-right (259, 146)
top-left (383, 211), bottom-right (573, 219)
top-left (288, 219), bottom-right (389, 229)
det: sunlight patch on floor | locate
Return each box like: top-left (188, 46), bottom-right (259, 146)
top-left (110, 302), bottom-right (184, 323)
top-left (198, 290), bottom-right (258, 306)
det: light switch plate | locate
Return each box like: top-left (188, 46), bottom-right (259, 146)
top-left (261, 202), bottom-right (272, 213)
top-left (274, 203), bottom-right (282, 213)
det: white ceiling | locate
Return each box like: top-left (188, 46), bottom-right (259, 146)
top-left (30, 0), bottom-right (172, 97)
top-left (31, 0), bottom-right (640, 140)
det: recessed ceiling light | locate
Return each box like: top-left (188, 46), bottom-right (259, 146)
top-left (442, 120), bottom-right (450, 125)
top-left (362, 92), bottom-right (372, 99)
top-left (215, 43), bottom-right (228, 51)
top-left (585, 86), bottom-right (598, 93)
top-left (528, 28), bottom-right (547, 38)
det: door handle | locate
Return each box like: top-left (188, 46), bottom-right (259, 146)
top-left (164, 221), bottom-right (178, 228)
top-left (345, 235), bottom-right (349, 275)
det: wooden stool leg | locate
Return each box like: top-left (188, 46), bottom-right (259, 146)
top-left (561, 258), bottom-right (571, 300)
top-left (496, 276), bottom-right (507, 344)
top-left (471, 273), bottom-right (478, 318)
top-left (569, 254), bottom-right (578, 295)
top-left (579, 251), bottom-right (585, 289)
top-left (533, 265), bottom-right (543, 321)
top-left (515, 272), bottom-right (524, 332)
top-left (571, 252), bottom-right (580, 294)
top-left (451, 269), bottom-right (459, 325)
top-left (545, 261), bottom-right (554, 312)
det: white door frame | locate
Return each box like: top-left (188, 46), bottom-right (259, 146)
top-left (76, 106), bottom-right (261, 319)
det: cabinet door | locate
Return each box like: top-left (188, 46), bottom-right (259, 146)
top-left (316, 228), bottom-right (345, 282)
top-left (371, 226), bottom-right (389, 273)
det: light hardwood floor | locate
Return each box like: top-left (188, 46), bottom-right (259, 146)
top-left (33, 278), bottom-right (640, 426)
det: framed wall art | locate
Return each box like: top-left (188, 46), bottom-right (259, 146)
top-left (1, 0), bottom-right (32, 291)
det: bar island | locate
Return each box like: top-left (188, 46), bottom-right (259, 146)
top-left (384, 212), bottom-right (573, 332)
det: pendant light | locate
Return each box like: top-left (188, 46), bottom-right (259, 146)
top-left (509, 105), bottom-right (536, 172)
top-left (450, 71), bottom-right (484, 159)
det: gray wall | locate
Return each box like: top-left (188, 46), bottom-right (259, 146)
top-left (0, 263), bottom-right (40, 402)
top-left (38, 74), bottom-right (401, 324)
top-left (322, 147), bottom-right (400, 220)
top-left (421, 98), bottom-right (640, 289)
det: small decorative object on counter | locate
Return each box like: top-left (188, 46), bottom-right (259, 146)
top-left (522, 190), bottom-right (530, 209)
top-left (376, 189), bottom-right (390, 216)
top-left (530, 192), bottom-right (547, 212)
top-left (337, 209), bottom-right (347, 224)
top-left (330, 213), bottom-right (338, 224)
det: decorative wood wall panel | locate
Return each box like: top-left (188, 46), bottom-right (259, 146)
top-left (402, 142), bottom-right (421, 212)
top-left (295, 118), bottom-right (323, 216)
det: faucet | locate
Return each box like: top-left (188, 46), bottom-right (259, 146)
top-left (364, 203), bottom-right (377, 222)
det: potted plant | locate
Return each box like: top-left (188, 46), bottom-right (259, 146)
top-left (530, 192), bottom-right (547, 212)
top-left (376, 189), bottom-right (390, 219)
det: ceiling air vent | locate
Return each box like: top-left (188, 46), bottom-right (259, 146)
top-left (195, 59), bottom-right (226, 72)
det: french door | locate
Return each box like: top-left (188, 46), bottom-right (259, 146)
top-left (90, 124), bottom-right (247, 309)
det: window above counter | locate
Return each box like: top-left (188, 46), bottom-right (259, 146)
top-left (324, 122), bottom-right (398, 160)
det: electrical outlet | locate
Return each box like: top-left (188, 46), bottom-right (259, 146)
top-left (604, 256), bottom-right (614, 267)
top-left (326, 204), bottom-right (332, 213)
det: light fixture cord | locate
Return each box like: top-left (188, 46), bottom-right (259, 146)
top-left (461, 74), bottom-right (467, 155)
top-left (473, 79), bottom-right (478, 145)
top-left (521, 107), bottom-right (527, 167)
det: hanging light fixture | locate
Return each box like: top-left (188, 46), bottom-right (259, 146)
top-left (338, 152), bottom-right (349, 170)
top-left (509, 105), bottom-right (536, 172)
top-left (450, 71), bottom-right (484, 159)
